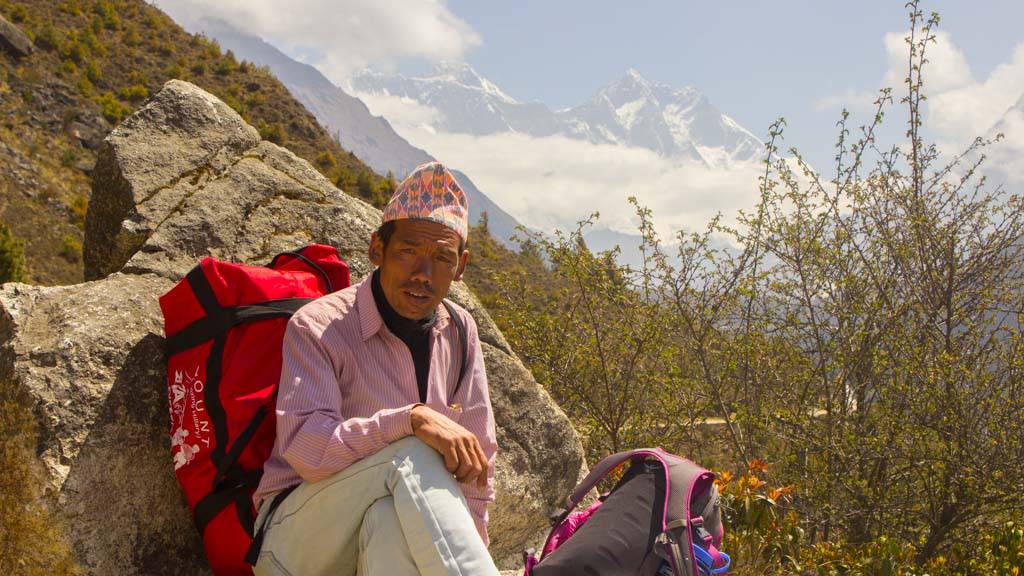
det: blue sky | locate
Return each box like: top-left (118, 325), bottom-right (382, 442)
top-left (436, 0), bottom-right (1024, 158)
top-left (158, 0), bottom-right (1024, 235)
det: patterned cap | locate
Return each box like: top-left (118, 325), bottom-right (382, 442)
top-left (383, 161), bottom-right (469, 242)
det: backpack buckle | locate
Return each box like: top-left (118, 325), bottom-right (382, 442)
top-left (691, 516), bottom-right (713, 544)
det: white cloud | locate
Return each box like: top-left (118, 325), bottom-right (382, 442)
top-left (875, 29), bottom-right (1024, 148)
top-left (352, 90), bottom-right (446, 134)
top-left (926, 42), bottom-right (1024, 145)
top-left (353, 79), bottom-right (769, 242)
top-left (819, 28), bottom-right (1024, 186)
top-left (152, 0), bottom-right (480, 84)
top-left (881, 30), bottom-right (974, 95)
top-left (390, 127), bottom-right (765, 240)
top-left (985, 95), bottom-right (1024, 185)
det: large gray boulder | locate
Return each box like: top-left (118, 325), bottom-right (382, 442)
top-left (0, 80), bottom-right (584, 573)
top-left (0, 14), bottom-right (33, 58)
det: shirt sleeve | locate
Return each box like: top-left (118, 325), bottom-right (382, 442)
top-left (273, 313), bottom-right (417, 483)
top-left (452, 312), bottom-right (498, 546)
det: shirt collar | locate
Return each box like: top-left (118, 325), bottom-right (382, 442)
top-left (356, 272), bottom-right (451, 342)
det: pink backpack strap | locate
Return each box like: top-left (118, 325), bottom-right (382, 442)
top-left (568, 448), bottom-right (668, 507)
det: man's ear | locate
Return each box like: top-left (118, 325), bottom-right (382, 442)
top-left (369, 231), bottom-right (384, 266)
top-left (454, 249), bottom-right (469, 282)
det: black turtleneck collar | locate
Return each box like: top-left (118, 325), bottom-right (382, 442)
top-left (371, 269), bottom-right (435, 402)
top-left (371, 269), bottom-right (437, 337)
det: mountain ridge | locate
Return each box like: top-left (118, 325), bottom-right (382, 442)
top-left (351, 63), bottom-right (765, 167)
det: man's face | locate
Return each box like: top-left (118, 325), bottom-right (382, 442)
top-left (369, 219), bottom-right (469, 320)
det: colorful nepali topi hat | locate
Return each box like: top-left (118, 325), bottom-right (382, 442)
top-left (383, 161), bottom-right (469, 243)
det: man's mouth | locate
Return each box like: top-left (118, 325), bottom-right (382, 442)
top-left (403, 289), bottom-right (432, 301)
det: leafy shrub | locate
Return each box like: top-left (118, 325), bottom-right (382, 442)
top-left (121, 25), bottom-right (141, 47)
top-left (0, 223), bottom-right (27, 283)
top-left (75, 74), bottom-right (93, 96)
top-left (59, 234), bottom-right (81, 262)
top-left (56, 1), bottom-right (82, 16)
top-left (315, 151), bottom-right (337, 170)
top-left (95, 91), bottom-right (130, 123)
top-left (68, 195), bottom-right (88, 229)
top-left (0, 385), bottom-right (82, 575)
top-left (84, 60), bottom-right (102, 83)
top-left (60, 147), bottom-right (78, 167)
top-left (8, 2), bottom-right (27, 23)
top-left (60, 59), bottom-right (78, 77)
top-left (117, 83), bottom-right (148, 102)
top-left (33, 23), bottom-right (58, 50)
top-left (484, 3), bottom-right (1024, 573)
top-left (257, 120), bottom-right (286, 144)
top-left (92, 0), bottom-right (119, 30)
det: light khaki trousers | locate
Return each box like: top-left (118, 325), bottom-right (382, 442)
top-left (253, 436), bottom-right (499, 576)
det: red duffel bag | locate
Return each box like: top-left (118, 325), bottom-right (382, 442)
top-left (159, 245), bottom-right (350, 575)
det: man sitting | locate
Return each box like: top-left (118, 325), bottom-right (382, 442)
top-left (251, 162), bottom-right (500, 575)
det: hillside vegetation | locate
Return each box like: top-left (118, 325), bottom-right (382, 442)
top-left (0, 0), bottom-right (394, 285)
top-left (475, 6), bottom-right (1024, 575)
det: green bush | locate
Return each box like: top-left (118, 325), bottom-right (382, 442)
top-left (122, 25), bottom-right (141, 47)
top-left (257, 121), bottom-right (286, 144)
top-left (315, 150), bottom-right (337, 170)
top-left (0, 223), bottom-right (27, 283)
top-left (483, 3), bottom-right (1024, 573)
top-left (8, 2), bottom-right (27, 23)
top-left (59, 234), bottom-right (81, 263)
top-left (94, 91), bottom-right (130, 123)
top-left (93, 0), bottom-right (119, 30)
top-left (84, 60), bottom-right (102, 83)
top-left (75, 74), bottom-right (93, 96)
top-left (56, 1), bottom-right (82, 16)
top-left (33, 23), bottom-right (58, 50)
top-left (60, 147), bottom-right (78, 167)
top-left (68, 195), bottom-right (88, 229)
top-left (0, 386), bottom-right (81, 575)
top-left (117, 83), bottom-right (148, 102)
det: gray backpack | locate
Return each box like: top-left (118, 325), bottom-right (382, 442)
top-left (523, 448), bottom-right (730, 576)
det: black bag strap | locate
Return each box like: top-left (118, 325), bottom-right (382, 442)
top-left (213, 406), bottom-right (269, 489)
top-left (268, 249), bottom-right (333, 293)
top-left (193, 468), bottom-right (263, 535)
top-left (245, 484), bottom-right (299, 565)
top-left (166, 298), bottom-right (315, 357)
top-left (442, 299), bottom-right (468, 404)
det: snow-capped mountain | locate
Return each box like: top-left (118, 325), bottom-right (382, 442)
top-left (559, 69), bottom-right (763, 165)
top-left (351, 65), bottom-right (764, 167)
top-left (352, 62), bottom-right (562, 137)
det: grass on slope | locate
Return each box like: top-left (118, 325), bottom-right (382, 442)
top-left (0, 0), bottom-right (394, 285)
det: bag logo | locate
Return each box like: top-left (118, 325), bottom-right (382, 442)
top-left (169, 365), bottom-right (212, 470)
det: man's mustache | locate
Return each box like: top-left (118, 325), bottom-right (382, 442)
top-left (401, 284), bottom-right (434, 295)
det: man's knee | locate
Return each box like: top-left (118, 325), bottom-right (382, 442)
top-left (391, 436), bottom-right (448, 475)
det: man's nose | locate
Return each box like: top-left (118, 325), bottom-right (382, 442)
top-left (410, 254), bottom-right (432, 283)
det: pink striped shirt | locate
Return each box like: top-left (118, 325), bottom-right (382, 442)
top-left (254, 276), bottom-right (498, 543)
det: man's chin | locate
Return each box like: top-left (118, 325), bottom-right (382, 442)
top-left (397, 297), bottom-right (438, 320)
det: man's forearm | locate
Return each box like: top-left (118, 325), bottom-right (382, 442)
top-left (278, 402), bottom-right (418, 483)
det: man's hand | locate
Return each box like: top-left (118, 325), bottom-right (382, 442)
top-left (410, 405), bottom-right (489, 489)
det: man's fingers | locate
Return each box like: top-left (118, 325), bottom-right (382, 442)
top-left (473, 440), bottom-right (489, 489)
top-left (454, 439), bottom-right (475, 480)
top-left (443, 443), bottom-right (459, 474)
